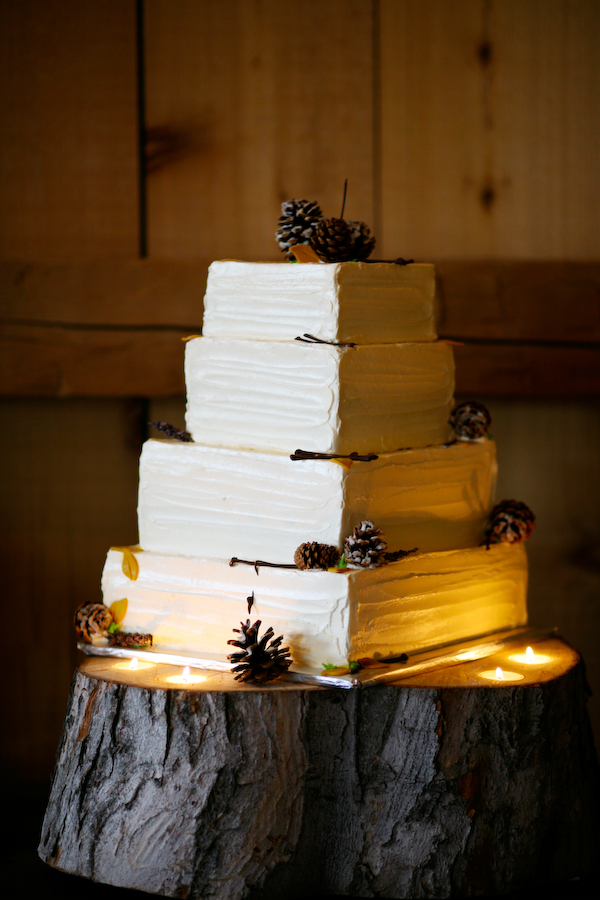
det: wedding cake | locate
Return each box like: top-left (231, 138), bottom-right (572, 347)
top-left (76, 200), bottom-right (534, 677)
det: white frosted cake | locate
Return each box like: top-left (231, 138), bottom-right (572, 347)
top-left (92, 258), bottom-right (530, 673)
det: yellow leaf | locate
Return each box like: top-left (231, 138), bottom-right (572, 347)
top-left (331, 457), bottom-right (353, 470)
top-left (290, 244), bottom-right (320, 263)
top-left (110, 598), bottom-right (128, 624)
top-left (322, 666), bottom-right (351, 677)
top-left (110, 546), bottom-right (141, 581)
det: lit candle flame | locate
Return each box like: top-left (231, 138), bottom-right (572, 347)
top-left (495, 666), bottom-right (504, 680)
top-left (129, 657), bottom-right (139, 671)
top-left (525, 646), bottom-right (535, 663)
top-left (181, 665), bottom-right (191, 684)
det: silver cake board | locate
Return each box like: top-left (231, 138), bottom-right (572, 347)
top-left (78, 625), bottom-right (557, 689)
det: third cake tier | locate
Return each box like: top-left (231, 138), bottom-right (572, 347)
top-left (138, 438), bottom-right (497, 561)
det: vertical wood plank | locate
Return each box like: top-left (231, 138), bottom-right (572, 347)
top-left (144, 0), bottom-right (375, 259)
top-left (0, 399), bottom-right (141, 780)
top-left (378, 0), bottom-right (600, 259)
top-left (490, 399), bottom-right (600, 742)
top-left (0, 0), bottom-right (139, 260)
top-left (0, 2), bottom-right (140, 780)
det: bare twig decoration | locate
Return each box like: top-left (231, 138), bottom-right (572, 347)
top-left (294, 333), bottom-right (356, 348)
top-left (230, 557), bottom-right (299, 575)
top-left (290, 449), bottom-right (378, 462)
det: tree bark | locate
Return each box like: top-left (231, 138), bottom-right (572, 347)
top-left (39, 652), bottom-right (599, 899)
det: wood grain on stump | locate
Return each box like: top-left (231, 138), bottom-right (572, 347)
top-left (39, 639), bottom-right (599, 899)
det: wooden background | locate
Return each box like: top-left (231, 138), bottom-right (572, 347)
top-left (1, 0), bottom-right (599, 783)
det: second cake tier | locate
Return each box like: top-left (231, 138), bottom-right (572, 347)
top-left (184, 338), bottom-right (455, 454)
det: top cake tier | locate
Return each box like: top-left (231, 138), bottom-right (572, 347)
top-left (202, 261), bottom-right (437, 343)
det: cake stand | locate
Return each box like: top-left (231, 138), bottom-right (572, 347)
top-left (39, 635), bottom-right (599, 898)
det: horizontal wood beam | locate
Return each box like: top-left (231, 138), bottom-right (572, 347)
top-left (435, 261), bottom-right (600, 342)
top-left (0, 259), bottom-right (209, 327)
top-left (2, 260), bottom-right (599, 398)
top-left (0, 323), bottom-right (187, 397)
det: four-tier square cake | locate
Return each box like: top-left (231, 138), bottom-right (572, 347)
top-left (97, 260), bottom-right (529, 671)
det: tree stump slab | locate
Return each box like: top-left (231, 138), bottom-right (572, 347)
top-left (39, 638), bottom-right (600, 899)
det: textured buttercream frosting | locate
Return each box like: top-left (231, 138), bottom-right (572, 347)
top-left (102, 543), bottom-right (527, 670)
top-left (202, 260), bottom-right (437, 344)
top-left (185, 338), bottom-right (455, 454)
top-left (138, 438), bottom-right (497, 561)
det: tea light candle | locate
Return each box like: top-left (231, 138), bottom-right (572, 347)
top-left (509, 645), bottom-right (552, 665)
top-left (114, 657), bottom-right (156, 672)
top-left (480, 666), bottom-right (524, 683)
top-left (165, 665), bottom-right (207, 686)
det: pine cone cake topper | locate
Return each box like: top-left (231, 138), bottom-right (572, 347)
top-left (276, 184), bottom-right (376, 263)
top-left (310, 217), bottom-right (356, 262)
top-left (74, 603), bottom-right (113, 643)
top-left (450, 401), bottom-right (492, 441)
top-left (484, 500), bottom-right (536, 548)
top-left (344, 520), bottom-right (388, 567)
top-left (294, 541), bottom-right (340, 570)
top-left (276, 199), bottom-right (323, 258)
top-left (310, 216), bottom-right (376, 262)
top-left (346, 220), bottom-right (376, 261)
top-left (227, 619), bottom-right (293, 684)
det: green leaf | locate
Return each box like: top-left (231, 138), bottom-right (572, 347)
top-left (108, 621), bottom-right (120, 634)
top-left (322, 663), bottom-right (336, 670)
top-left (338, 552), bottom-right (346, 568)
top-left (349, 661), bottom-right (361, 673)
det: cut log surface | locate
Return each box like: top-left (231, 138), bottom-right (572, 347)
top-left (39, 640), bottom-right (599, 899)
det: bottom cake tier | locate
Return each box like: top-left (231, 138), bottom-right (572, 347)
top-left (101, 543), bottom-right (528, 670)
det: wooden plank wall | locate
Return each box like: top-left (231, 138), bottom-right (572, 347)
top-left (1, 0), bottom-right (599, 781)
top-left (0, 0), bottom-right (141, 779)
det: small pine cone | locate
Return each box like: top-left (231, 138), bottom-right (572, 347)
top-left (227, 619), bottom-right (293, 684)
top-left (108, 631), bottom-right (153, 648)
top-left (294, 541), bottom-right (340, 570)
top-left (344, 520), bottom-right (388, 568)
top-left (276, 199), bottom-right (323, 257)
top-left (450, 401), bottom-right (492, 440)
top-left (74, 603), bottom-right (113, 643)
top-left (310, 217), bottom-right (356, 262)
top-left (347, 220), bottom-right (376, 260)
top-left (484, 500), bottom-right (536, 547)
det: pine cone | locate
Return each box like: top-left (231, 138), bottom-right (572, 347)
top-left (450, 401), bottom-right (492, 440)
top-left (276, 199), bottom-right (323, 258)
top-left (108, 631), bottom-right (153, 648)
top-left (74, 603), bottom-right (113, 643)
top-left (346, 220), bottom-right (376, 260)
top-left (484, 500), bottom-right (536, 548)
top-left (294, 541), bottom-right (340, 570)
top-left (310, 217), bottom-right (356, 262)
top-left (344, 520), bottom-right (388, 568)
top-left (227, 619), bottom-right (292, 684)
